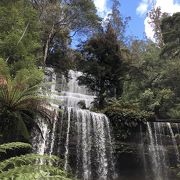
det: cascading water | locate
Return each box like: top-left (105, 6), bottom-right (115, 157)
top-left (139, 125), bottom-right (148, 179)
top-left (167, 122), bottom-right (180, 162)
top-left (33, 69), bottom-right (114, 180)
top-left (59, 70), bottom-right (114, 180)
top-left (146, 122), bottom-right (168, 180)
top-left (49, 110), bottom-right (58, 156)
top-left (32, 68), bottom-right (59, 155)
top-left (144, 122), bottom-right (180, 180)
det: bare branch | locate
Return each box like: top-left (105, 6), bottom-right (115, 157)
top-left (17, 22), bottom-right (30, 45)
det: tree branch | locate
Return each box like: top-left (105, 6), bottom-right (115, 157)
top-left (17, 22), bottom-right (30, 45)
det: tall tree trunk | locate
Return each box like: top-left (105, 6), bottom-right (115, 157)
top-left (43, 24), bottom-right (55, 64)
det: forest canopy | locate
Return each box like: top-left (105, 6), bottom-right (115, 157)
top-left (0, 0), bottom-right (180, 179)
top-left (0, 0), bottom-right (179, 137)
top-left (0, 0), bottom-right (179, 134)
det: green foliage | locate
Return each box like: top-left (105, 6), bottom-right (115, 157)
top-left (147, 6), bottom-right (168, 47)
top-left (0, 143), bottom-right (74, 180)
top-left (0, 59), bottom-right (52, 142)
top-left (161, 12), bottom-right (180, 58)
top-left (139, 88), bottom-right (174, 117)
top-left (0, 154), bottom-right (61, 171)
top-left (0, 165), bottom-right (72, 179)
top-left (168, 104), bottom-right (180, 119)
top-left (160, 58), bottom-right (180, 98)
top-left (68, 0), bottom-right (101, 32)
top-left (123, 40), bottom-right (179, 118)
top-left (47, 46), bottom-right (76, 76)
top-left (31, 0), bottom-right (101, 63)
top-left (0, 165), bottom-right (72, 180)
top-left (104, 99), bottom-right (153, 139)
top-left (0, 58), bottom-right (10, 79)
top-left (15, 68), bottom-right (44, 87)
top-left (78, 24), bottom-right (128, 108)
top-left (0, 0), bottom-right (41, 68)
top-left (0, 142), bottom-right (32, 154)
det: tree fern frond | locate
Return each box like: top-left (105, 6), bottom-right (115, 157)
top-left (0, 154), bottom-right (62, 172)
top-left (0, 142), bottom-right (32, 161)
top-left (0, 165), bottom-right (72, 180)
top-left (0, 142), bottom-right (32, 154)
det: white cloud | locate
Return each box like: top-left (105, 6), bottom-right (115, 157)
top-left (137, 0), bottom-right (180, 41)
top-left (136, 0), bottom-right (149, 15)
top-left (136, 0), bottom-right (153, 16)
top-left (144, 17), bottom-right (155, 41)
top-left (93, 0), bottom-right (107, 13)
top-left (155, 0), bottom-right (180, 14)
top-left (93, 0), bottom-right (111, 18)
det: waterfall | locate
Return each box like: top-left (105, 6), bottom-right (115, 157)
top-left (32, 68), bottom-right (59, 155)
top-left (64, 107), bottom-right (72, 171)
top-left (49, 110), bottom-right (58, 156)
top-left (139, 125), bottom-right (148, 178)
top-left (167, 122), bottom-right (180, 162)
top-left (146, 122), bottom-right (168, 180)
top-left (33, 69), bottom-right (114, 180)
top-left (145, 121), bottom-right (180, 180)
top-left (60, 70), bottom-right (114, 180)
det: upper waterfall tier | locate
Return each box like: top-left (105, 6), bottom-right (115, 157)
top-left (58, 70), bottom-right (95, 108)
top-left (54, 92), bottom-right (95, 108)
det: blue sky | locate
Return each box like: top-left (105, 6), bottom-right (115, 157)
top-left (71, 0), bottom-right (180, 47)
top-left (93, 0), bottom-right (180, 40)
top-left (120, 0), bottom-right (146, 39)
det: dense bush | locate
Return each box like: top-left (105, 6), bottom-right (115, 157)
top-left (104, 101), bottom-right (154, 139)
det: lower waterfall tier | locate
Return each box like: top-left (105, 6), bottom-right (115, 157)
top-left (33, 107), bottom-right (115, 180)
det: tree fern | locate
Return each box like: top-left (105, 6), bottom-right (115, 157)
top-left (0, 155), bottom-right (73, 180)
top-left (0, 58), bottom-right (54, 142)
top-left (0, 143), bottom-right (74, 180)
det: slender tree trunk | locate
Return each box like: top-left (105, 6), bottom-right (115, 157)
top-left (17, 22), bottom-right (29, 45)
top-left (43, 24), bottom-right (55, 64)
top-left (6, 22), bottom-right (29, 63)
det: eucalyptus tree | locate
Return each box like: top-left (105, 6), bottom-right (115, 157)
top-left (147, 6), bottom-right (168, 47)
top-left (107, 0), bottom-right (130, 43)
top-left (31, 0), bottom-right (101, 64)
